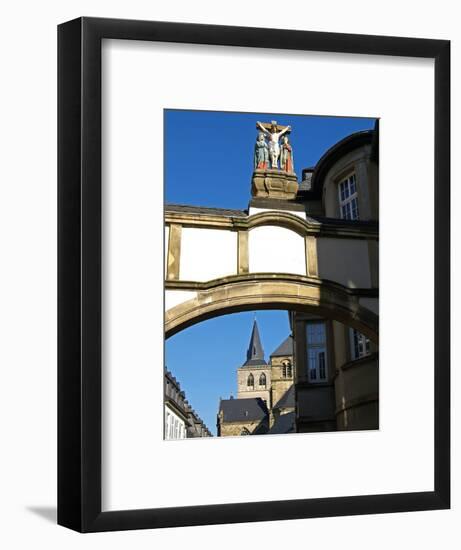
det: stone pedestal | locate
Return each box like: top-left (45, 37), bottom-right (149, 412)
top-left (251, 169), bottom-right (299, 200)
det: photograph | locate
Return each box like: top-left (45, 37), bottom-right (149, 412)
top-left (164, 109), bottom-right (379, 439)
top-left (0, 0), bottom-right (453, 543)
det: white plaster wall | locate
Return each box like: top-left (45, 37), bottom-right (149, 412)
top-left (317, 238), bottom-right (371, 288)
top-left (180, 227), bottom-right (237, 282)
top-left (248, 225), bottom-right (306, 275)
top-left (165, 290), bottom-right (197, 311)
top-left (249, 207), bottom-right (307, 219)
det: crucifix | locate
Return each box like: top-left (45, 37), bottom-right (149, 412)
top-left (256, 120), bottom-right (291, 169)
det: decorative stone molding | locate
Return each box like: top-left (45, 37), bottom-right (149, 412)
top-left (166, 224), bottom-right (181, 280)
top-left (251, 169), bottom-right (299, 200)
top-left (165, 208), bottom-right (378, 240)
top-left (305, 235), bottom-right (319, 277)
top-left (237, 230), bottom-right (249, 274)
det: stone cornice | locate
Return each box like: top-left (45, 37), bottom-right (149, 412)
top-left (335, 392), bottom-right (379, 415)
top-left (165, 272), bottom-right (379, 297)
top-left (165, 210), bottom-right (378, 240)
top-left (338, 352), bottom-right (379, 373)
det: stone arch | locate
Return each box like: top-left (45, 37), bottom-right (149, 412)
top-left (165, 274), bottom-right (378, 343)
top-left (246, 210), bottom-right (320, 236)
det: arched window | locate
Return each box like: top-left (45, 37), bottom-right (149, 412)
top-left (247, 373), bottom-right (254, 387)
top-left (241, 428), bottom-right (250, 436)
top-left (259, 373), bottom-right (266, 388)
top-left (282, 360), bottom-right (292, 378)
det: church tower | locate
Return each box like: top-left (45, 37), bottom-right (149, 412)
top-left (236, 320), bottom-right (272, 407)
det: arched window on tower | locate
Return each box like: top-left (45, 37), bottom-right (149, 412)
top-left (247, 373), bottom-right (254, 388)
top-left (282, 360), bottom-right (292, 378)
top-left (259, 373), bottom-right (266, 388)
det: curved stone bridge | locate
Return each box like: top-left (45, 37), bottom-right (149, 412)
top-left (165, 205), bottom-right (378, 341)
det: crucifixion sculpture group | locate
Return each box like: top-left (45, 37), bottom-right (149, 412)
top-left (254, 120), bottom-right (294, 173)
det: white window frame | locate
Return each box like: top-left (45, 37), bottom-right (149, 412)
top-left (338, 173), bottom-right (359, 220)
top-left (349, 328), bottom-right (371, 360)
top-left (306, 322), bottom-right (328, 383)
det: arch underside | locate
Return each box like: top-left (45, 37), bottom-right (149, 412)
top-left (165, 274), bottom-right (378, 343)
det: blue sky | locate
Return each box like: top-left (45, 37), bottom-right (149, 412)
top-left (164, 109), bottom-right (376, 435)
top-left (165, 109), bottom-right (376, 209)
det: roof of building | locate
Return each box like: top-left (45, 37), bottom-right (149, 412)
top-left (298, 171), bottom-right (313, 192)
top-left (270, 335), bottom-right (294, 357)
top-left (243, 320), bottom-right (267, 366)
top-left (165, 203), bottom-right (247, 218)
top-left (267, 411), bottom-right (296, 434)
top-left (219, 397), bottom-right (268, 422)
top-left (300, 129), bottom-right (374, 200)
top-left (274, 385), bottom-right (295, 410)
top-left (164, 368), bottom-right (213, 436)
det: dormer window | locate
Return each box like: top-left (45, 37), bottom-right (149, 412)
top-left (339, 174), bottom-right (359, 220)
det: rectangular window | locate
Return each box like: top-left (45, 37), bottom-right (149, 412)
top-left (338, 174), bottom-right (359, 220)
top-left (165, 412), bottom-right (170, 439)
top-left (306, 322), bottom-right (328, 382)
top-left (349, 328), bottom-right (371, 359)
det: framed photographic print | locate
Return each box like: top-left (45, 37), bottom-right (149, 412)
top-left (58, 17), bottom-right (450, 532)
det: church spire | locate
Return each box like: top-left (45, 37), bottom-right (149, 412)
top-left (243, 319), bottom-right (267, 366)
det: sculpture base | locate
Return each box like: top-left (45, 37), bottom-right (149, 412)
top-left (251, 169), bottom-right (299, 200)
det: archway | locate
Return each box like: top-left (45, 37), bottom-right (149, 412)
top-left (165, 273), bottom-right (378, 343)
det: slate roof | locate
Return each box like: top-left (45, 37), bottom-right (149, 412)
top-left (298, 171), bottom-right (313, 192)
top-left (274, 385), bottom-right (295, 410)
top-left (165, 203), bottom-right (247, 218)
top-left (243, 320), bottom-right (267, 366)
top-left (270, 335), bottom-right (294, 357)
top-left (219, 397), bottom-right (268, 422)
top-left (267, 411), bottom-right (296, 434)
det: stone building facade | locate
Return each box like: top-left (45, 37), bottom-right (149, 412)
top-left (164, 368), bottom-right (213, 439)
top-left (217, 320), bottom-right (296, 437)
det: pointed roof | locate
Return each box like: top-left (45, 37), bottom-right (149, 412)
top-left (270, 335), bottom-right (294, 357)
top-left (243, 320), bottom-right (267, 366)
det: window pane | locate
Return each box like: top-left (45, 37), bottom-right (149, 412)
top-left (351, 197), bottom-right (359, 220)
top-left (350, 175), bottom-right (356, 194)
top-left (319, 352), bottom-right (326, 379)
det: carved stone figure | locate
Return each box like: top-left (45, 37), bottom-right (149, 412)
top-left (280, 135), bottom-right (294, 173)
top-left (254, 132), bottom-right (269, 170)
top-left (256, 120), bottom-right (291, 169)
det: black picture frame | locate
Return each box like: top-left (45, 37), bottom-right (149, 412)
top-left (58, 17), bottom-right (450, 532)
